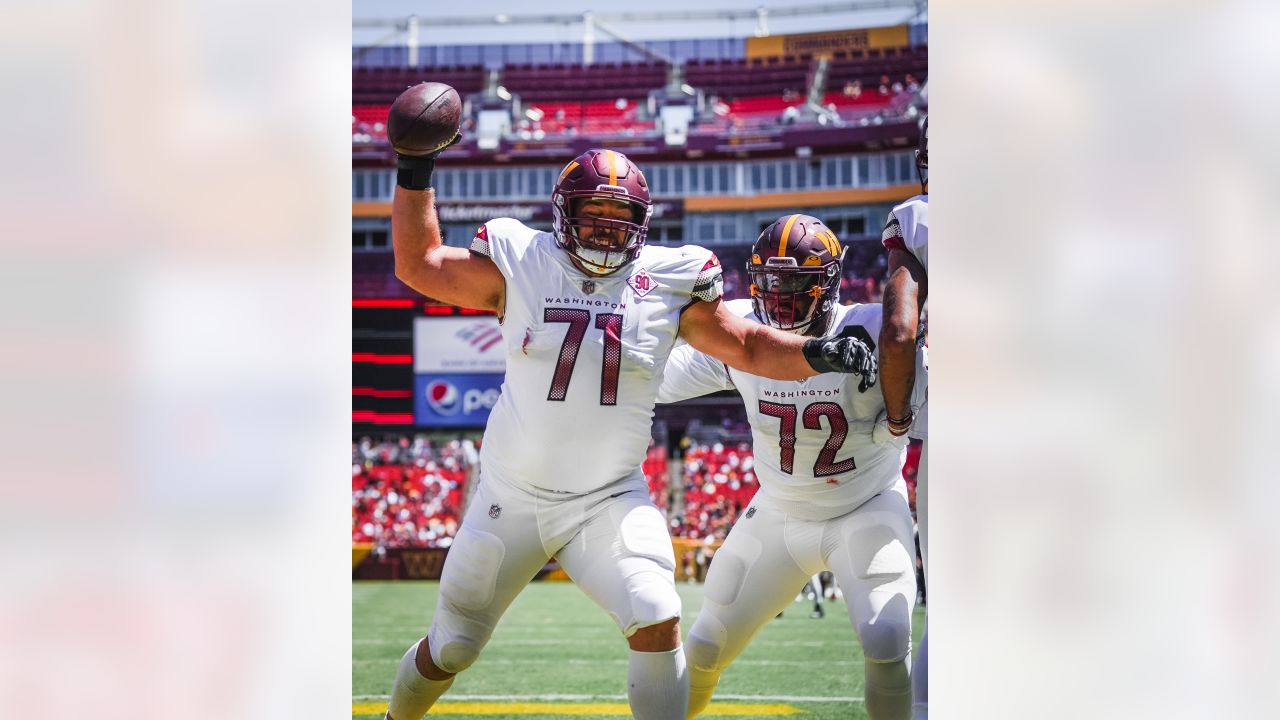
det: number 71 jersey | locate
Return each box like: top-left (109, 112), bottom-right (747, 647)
top-left (471, 218), bottom-right (723, 494)
top-left (658, 299), bottom-right (926, 521)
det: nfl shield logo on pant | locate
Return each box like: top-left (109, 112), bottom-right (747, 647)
top-left (488, 504), bottom-right (502, 519)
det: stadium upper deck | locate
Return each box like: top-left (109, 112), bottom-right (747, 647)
top-left (352, 27), bottom-right (927, 164)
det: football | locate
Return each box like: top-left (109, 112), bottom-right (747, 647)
top-left (387, 82), bottom-right (462, 156)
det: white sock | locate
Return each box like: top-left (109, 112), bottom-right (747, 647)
top-left (865, 654), bottom-right (912, 720)
top-left (386, 640), bottom-right (455, 720)
top-left (911, 628), bottom-right (928, 720)
top-left (627, 646), bottom-right (689, 720)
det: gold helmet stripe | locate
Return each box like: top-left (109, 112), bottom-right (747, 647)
top-left (778, 214), bottom-right (801, 257)
top-left (607, 150), bottom-right (619, 186)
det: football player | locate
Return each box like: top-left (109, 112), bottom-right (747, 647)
top-left (658, 214), bottom-right (926, 719)
top-left (880, 113), bottom-right (929, 720)
top-left (384, 143), bottom-right (881, 720)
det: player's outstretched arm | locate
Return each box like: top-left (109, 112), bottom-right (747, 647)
top-left (879, 247), bottom-right (927, 433)
top-left (678, 298), bottom-right (878, 388)
top-left (392, 185), bottom-right (504, 312)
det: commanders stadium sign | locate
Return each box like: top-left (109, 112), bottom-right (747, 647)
top-left (746, 25), bottom-right (909, 58)
top-left (436, 201), bottom-right (682, 224)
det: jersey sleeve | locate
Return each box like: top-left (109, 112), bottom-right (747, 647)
top-left (881, 198), bottom-right (928, 274)
top-left (690, 251), bottom-right (724, 303)
top-left (880, 209), bottom-right (907, 253)
top-left (468, 217), bottom-right (531, 279)
top-left (656, 341), bottom-right (734, 404)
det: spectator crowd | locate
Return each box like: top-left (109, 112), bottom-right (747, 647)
top-left (352, 436), bottom-right (478, 548)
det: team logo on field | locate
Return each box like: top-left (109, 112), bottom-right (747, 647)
top-left (488, 504), bottom-right (502, 519)
top-left (744, 506), bottom-right (756, 519)
top-left (628, 269), bottom-right (657, 298)
top-left (424, 380), bottom-right (461, 416)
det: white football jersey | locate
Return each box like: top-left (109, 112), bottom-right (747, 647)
top-left (658, 300), bottom-right (927, 521)
top-left (471, 218), bottom-right (724, 494)
top-left (882, 193), bottom-right (929, 439)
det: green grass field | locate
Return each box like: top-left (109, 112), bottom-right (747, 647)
top-left (354, 580), bottom-right (925, 719)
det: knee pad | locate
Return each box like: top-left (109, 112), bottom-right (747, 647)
top-left (624, 568), bottom-right (681, 633)
top-left (428, 528), bottom-right (507, 674)
top-left (684, 614), bottom-right (728, 673)
top-left (857, 617), bottom-right (911, 662)
top-left (427, 617), bottom-right (486, 674)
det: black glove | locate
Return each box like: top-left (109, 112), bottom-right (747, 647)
top-left (396, 133), bottom-right (462, 191)
top-left (802, 334), bottom-right (879, 392)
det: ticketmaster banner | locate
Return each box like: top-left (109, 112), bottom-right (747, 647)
top-left (414, 373), bottom-right (504, 428)
top-left (413, 316), bottom-right (507, 374)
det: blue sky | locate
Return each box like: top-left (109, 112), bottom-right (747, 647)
top-left (352, 1), bottom-right (925, 47)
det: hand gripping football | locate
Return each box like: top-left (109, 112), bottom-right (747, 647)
top-left (387, 82), bottom-right (462, 156)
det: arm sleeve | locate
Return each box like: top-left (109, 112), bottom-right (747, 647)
top-left (656, 342), bottom-right (734, 404)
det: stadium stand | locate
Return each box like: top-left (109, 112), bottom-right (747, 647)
top-left (351, 436), bottom-right (476, 548)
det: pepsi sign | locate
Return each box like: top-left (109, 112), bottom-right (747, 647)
top-left (414, 373), bottom-right (504, 427)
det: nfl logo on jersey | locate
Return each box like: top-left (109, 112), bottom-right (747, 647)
top-left (488, 504), bottom-right (502, 519)
top-left (628, 269), bottom-right (657, 298)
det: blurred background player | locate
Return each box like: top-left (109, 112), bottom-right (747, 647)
top-left (658, 214), bottom-right (927, 719)
top-left (879, 113), bottom-right (928, 720)
top-left (384, 135), bottom-right (881, 720)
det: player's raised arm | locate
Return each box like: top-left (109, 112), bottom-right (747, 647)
top-left (388, 83), bottom-right (504, 313)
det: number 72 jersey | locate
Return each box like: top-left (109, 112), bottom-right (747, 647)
top-left (658, 300), bottom-right (927, 521)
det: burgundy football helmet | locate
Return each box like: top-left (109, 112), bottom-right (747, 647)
top-left (551, 149), bottom-right (652, 275)
top-left (748, 214), bottom-right (846, 336)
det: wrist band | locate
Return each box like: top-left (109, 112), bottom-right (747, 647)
top-left (396, 155), bottom-right (437, 191)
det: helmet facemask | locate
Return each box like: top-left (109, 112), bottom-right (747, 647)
top-left (556, 195), bottom-right (650, 275)
top-left (749, 250), bottom-right (844, 336)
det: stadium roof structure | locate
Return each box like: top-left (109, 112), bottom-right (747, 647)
top-left (354, 1), bottom-right (926, 61)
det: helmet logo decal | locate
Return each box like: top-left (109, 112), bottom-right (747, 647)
top-left (816, 229), bottom-right (841, 256)
top-left (628, 269), bottom-right (657, 298)
top-left (778, 214), bottom-right (801, 256)
top-left (802, 256), bottom-right (822, 266)
top-left (751, 253), bottom-right (762, 265)
top-left (558, 161), bottom-right (579, 184)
